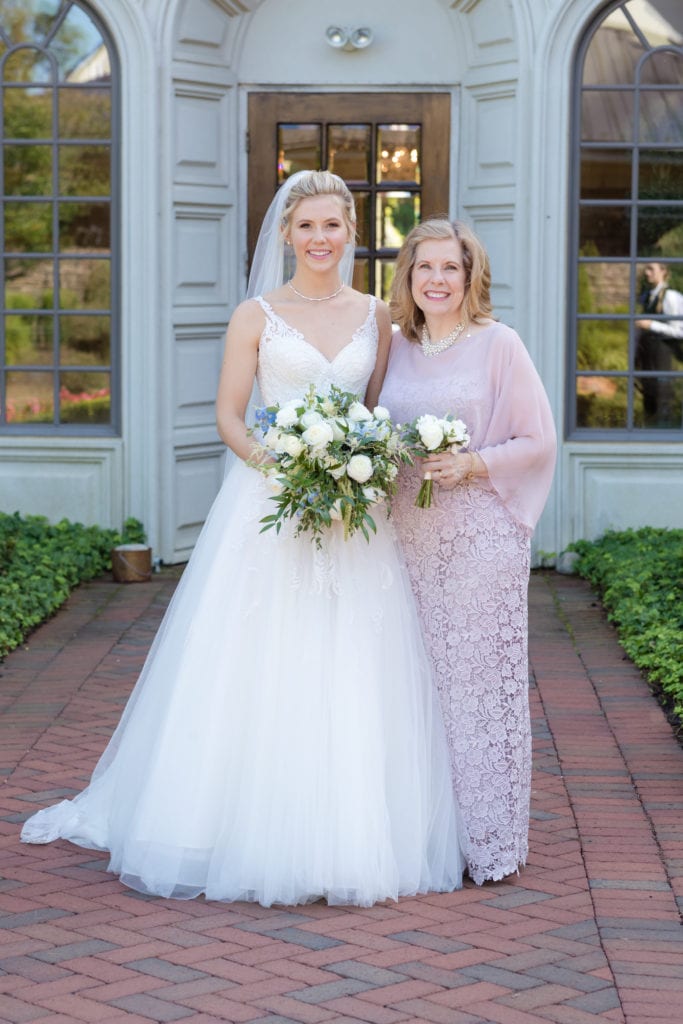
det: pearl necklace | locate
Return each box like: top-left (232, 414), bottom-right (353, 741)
top-left (288, 280), bottom-right (344, 302)
top-left (420, 321), bottom-right (467, 357)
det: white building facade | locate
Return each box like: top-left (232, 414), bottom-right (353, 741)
top-left (1, 0), bottom-right (681, 563)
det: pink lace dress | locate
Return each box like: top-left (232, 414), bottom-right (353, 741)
top-left (380, 324), bottom-right (556, 884)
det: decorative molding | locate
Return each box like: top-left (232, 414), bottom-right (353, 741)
top-left (449, 0), bottom-right (483, 11)
top-left (214, 0), bottom-right (264, 14)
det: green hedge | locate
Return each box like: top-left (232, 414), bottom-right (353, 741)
top-left (0, 512), bottom-right (145, 660)
top-left (569, 527), bottom-right (683, 733)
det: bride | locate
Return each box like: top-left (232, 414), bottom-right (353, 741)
top-left (21, 170), bottom-right (466, 907)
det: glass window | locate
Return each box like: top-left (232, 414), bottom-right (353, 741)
top-left (0, 0), bottom-right (118, 433)
top-left (570, 1), bottom-right (683, 435)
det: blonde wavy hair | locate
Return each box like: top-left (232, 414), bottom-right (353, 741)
top-left (281, 170), bottom-right (357, 243)
top-left (390, 218), bottom-right (493, 342)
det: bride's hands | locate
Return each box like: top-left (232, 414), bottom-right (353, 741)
top-left (423, 451), bottom-right (481, 489)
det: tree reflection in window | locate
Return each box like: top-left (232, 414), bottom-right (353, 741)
top-left (0, 0), bottom-right (117, 431)
top-left (572, 0), bottom-right (683, 433)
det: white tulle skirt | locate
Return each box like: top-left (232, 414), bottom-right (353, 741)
top-left (21, 460), bottom-right (465, 906)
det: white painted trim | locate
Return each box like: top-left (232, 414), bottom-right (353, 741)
top-left (87, 1), bottom-right (161, 549)
top-left (526, 0), bottom-right (610, 555)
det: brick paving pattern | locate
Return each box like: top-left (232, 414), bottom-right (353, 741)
top-left (0, 569), bottom-right (681, 1024)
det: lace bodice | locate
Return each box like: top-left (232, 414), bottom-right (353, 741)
top-left (255, 296), bottom-right (378, 405)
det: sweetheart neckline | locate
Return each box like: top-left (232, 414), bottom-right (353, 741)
top-left (258, 296), bottom-right (376, 365)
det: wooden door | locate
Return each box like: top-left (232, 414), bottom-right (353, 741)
top-left (247, 92), bottom-right (451, 299)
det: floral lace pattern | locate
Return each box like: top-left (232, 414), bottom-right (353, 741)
top-left (391, 467), bottom-right (531, 883)
top-left (381, 338), bottom-right (533, 884)
top-left (255, 296), bottom-right (378, 407)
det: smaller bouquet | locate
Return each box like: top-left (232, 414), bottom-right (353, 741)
top-left (249, 384), bottom-right (411, 545)
top-left (401, 413), bottom-right (470, 508)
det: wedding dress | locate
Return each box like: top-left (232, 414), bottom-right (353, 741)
top-left (21, 295), bottom-right (466, 907)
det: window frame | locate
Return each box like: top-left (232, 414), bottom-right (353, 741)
top-left (0, 0), bottom-right (120, 436)
top-left (567, 0), bottom-right (683, 439)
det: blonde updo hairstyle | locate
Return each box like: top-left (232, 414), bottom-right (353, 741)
top-left (390, 218), bottom-right (493, 342)
top-left (280, 170), bottom-right (357, 245)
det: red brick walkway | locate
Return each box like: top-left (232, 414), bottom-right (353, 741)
top-left (1, 570), bottom-right (681, 1024)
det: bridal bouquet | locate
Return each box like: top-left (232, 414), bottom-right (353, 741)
top-left (401, 413), bottom-right (470, 508)
top-left (250, 385), bottom-right (411, 544)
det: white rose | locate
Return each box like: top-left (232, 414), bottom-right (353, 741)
top-left (302, 421), bottom-right (334, 448)
top-left (328, 498), bottom-right (344, 521)
top-left (326, 461), bottom-right (347, 480)
top-left (264, 426), bottom-right (285, 452)
top-left (443, 418), bottom-right (469, 445)
top-left (265, 472), bottom-right (285, 495)
top-left (347, 401), bottom-right (373, 422)
top-left (300, 410), bottom-right (323, 428)
top-left (282, 434), bottom-right (305, 457)
top-left (275, 405), bottom-right (300, 428)
top-left (373, 405), bottom-right (391, 421)
top-left (347, 454), bottom-right (373, 483)
top-left (362, 486), bottom-right (385, 504)
top-left (416, 414), bottom-right (444, 450)
top-left (329, 418), bottom-right (346, 441)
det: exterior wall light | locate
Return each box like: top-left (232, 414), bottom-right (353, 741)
top-left (325, 25), bottom-right (374, 51)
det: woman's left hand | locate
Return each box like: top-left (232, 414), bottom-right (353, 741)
top-left (423, 450), bottom-right (474, 489)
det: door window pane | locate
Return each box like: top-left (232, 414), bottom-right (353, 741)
top-left (353, 191), bottom-right (370, 249)
top-left (377, 125), bottom-right (420, 183)
top-left (376, 259), bottom-right (397, 300)
top-left (352, 258), bottom-right (369, 293)
top-left (277, 124), bottom-right (321, 182)
top-left (377, 192), bottom-right (420, 249)
top-left (327, 124), bottom-right (370, 181)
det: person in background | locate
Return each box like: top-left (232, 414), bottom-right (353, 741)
top-left (376, 217), bottom-right (556, 884)
top-left (635, 262), bottom-right (683, 427)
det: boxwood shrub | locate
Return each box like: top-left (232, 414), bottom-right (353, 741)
top-left (569, 527), bottom-right (683, 735)
top-left (0, 512), bottom-right (145, 659)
